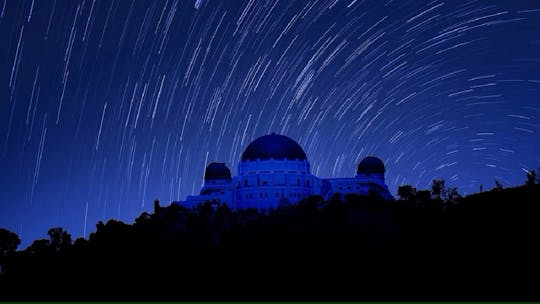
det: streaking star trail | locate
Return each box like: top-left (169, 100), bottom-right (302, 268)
top-left (1, 0), bottom-right (539, 246)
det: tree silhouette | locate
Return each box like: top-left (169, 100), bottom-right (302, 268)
top-left (47, 227), bottom-right (72, 252)
top-left (73, 237), bottom-right (89, 248)
top-left (153, 199), bottom-right (161, 214)
top-left (445, 187), bottom-right (461, 204)
top-left (135, 212), bottom-right (152, 225)
top-left (26, 239), bottom-right (50, 256)
top-left (494, 179), bottom-right (503, 191)
top-left (431, 179), bottom-right (445, 199)
top-left (397, 185), bottom-right (415, 201)
top-left (526, 170), bottom-right (537, 186)
top-left (0, 228), bottom-right (20, 258)
top-left (0, 228), bottom-right (20, 275)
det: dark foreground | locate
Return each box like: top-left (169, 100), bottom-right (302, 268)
top-left (1, 184), bottom-right (540, 300)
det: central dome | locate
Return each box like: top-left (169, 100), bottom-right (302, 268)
top-left (241, 133), bottom-right (307, 162)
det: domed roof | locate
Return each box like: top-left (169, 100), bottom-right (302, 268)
top-left (241, 133), bottom-right (307, 162)
top-left (204, 162), bottom-right (232, 180)
top-left (357, 156), bottom-right (385, 174)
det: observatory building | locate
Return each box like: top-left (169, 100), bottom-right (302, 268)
top-left (176, 133), bottom-right (393, 210)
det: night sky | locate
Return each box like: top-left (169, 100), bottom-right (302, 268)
top-left (1, 0), bottom-right (539, 247)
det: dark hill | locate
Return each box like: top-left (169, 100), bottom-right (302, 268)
top-left (1, 185), bottom-right (539, 300)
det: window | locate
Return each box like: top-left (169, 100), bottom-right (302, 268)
top-left (276, 193), bottom-right (279, 198)
top-left (244, 180), bottom-right (248, 187)
top-left (306, 180), bottom-right (310, 187)
top-left (274, 174), bottom-right (285, 185)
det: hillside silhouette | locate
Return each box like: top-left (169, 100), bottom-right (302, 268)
top-left (1, 182), bottom-right (540, 300)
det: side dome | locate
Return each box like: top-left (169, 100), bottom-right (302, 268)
top-left (204, 162), bottom-right (232, 180)
top-left (241, 133), bottom-right (307, 162)
top-left (357, 156), bottom-right (385, 174)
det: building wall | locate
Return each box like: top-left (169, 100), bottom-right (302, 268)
top-left (177, 161), bottom-right (392, 210)
top-left (235, 159), bottom-right (314, 209)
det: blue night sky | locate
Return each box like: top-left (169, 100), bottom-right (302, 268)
top-left (1, 0), bottom-right (539, 247)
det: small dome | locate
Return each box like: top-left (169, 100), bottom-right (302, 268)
top-left (241, 133), bottom-right (307, 162)
top-left (357, 156), bottom-right (385, 174)
top-left (204, 162), bottom-right (232, 180)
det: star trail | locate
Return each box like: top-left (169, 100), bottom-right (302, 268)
top-left (1, 0), bottom-right (539, 246)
